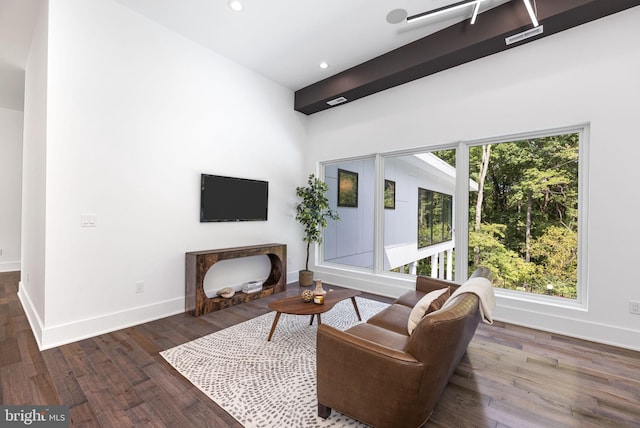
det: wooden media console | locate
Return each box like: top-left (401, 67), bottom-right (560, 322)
top-left (185, 243), bottom-right (287, 316)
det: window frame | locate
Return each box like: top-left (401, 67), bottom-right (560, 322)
top-left (318, 124), bottom-right (589, 309)
top-left (459, 125), bottom-right (589, 308)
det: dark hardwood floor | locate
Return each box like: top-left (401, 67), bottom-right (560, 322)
top-left (1, 271), bottom-right (639, 427)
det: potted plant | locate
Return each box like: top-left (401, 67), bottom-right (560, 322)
top-left (295, 174), bottom-right (339, 286)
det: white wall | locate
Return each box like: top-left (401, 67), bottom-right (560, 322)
top-left (324, 159), bottom-right (375, 268)
top-left (383, 155), bottom-right (455, 270)
top-left (307, 7), bottom-right (640, 351)
top-left (20, 0), bottom-right (307, 349)
top-left (19, 0), bottom-right (48, 339)
top-left (0, 107), bottom-right (23, 272)
top-left (0, 66), bottom-right (25, 112)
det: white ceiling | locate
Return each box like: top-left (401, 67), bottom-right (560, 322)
top-left (112, 0), bottom-right (509, 90)
top-left (0, 0), bottom-right (510, 110)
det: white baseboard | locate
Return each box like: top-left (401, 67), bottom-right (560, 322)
top-left (18, 282), bottom-right (185, 350)
top-left (18, 271), bottom-right (295, 351)
top-left (17, 281), bottom-right (45, 348)
top-left (20, 269), bottom-right (636, 352)
top-left (494, 305), bottom-right (640, 352)
top-left (0, 261), bottom-right (20, 272)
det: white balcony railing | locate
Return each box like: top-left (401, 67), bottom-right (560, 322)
top-left (384, 240), bottom-right (454, 280)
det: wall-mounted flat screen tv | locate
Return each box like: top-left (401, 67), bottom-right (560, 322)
top-left (200, 174), bottom-right (269, 222)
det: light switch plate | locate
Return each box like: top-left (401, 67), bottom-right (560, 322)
top-left (80, 214), bottom-right (97, 227)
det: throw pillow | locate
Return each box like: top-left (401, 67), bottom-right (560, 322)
top-left (428, 287), bottom-right (451, 312)
top-left (407, 288), bottom-right (450, 335)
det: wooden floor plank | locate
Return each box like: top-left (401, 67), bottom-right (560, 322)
top-left (92, 333), bottom-right (150, 387)
top-left (1, 271), bottom-right (639, 427)
top-left (125, 402), bottom-right (167, 428)
top-left (123, 326), bottom-right (163, 356)
top-left (40, 347), bottom-right (88, 408)
top-left (0, 336), bottom-right (21, 367)
top-left (1, 363), bottom-right (35, 404)
top-left (66, 401), bottom-right (99, 427)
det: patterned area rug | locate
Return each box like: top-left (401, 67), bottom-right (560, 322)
top-left (160, 296), bottom-right (389, 427)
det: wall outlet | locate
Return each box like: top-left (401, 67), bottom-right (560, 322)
top-left (630, 301), bottom-right (640, 315)
top-left (136, 281), bottom-right (144, 293)
top-left (80, 214), bottom-right (97, 227)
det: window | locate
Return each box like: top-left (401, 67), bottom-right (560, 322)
top-left (323, 158), bottom-right (375, 269)
top-left (468, 132), bottom-right (581, 299)
top-left (418, 189), bottom-right (453, 248)
top-left (320, 126), bottom-right (585, 302)
top-left (381, 149), bottom-right (457, 278)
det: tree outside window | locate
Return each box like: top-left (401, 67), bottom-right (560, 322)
top-left (469, 133), bottom-right (580, 298)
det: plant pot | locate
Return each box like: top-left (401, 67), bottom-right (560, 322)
top-left (299, 270), bottom-right (314, 287)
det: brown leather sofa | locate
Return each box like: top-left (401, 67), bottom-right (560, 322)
top-left (316, 268), bottom-right (492, 428)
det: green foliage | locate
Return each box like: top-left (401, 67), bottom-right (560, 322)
top-left (384, 180), bottom-right (395, 208)
top-left (432, 149), bottom-right (456, 167)
top-left (296, 174), bottom-right (339, 270)
top-left (470, 224), bottom-right (537, 288)
top-left (529, 226), bottom-right (578, 297)
top-left (468, 133), bottom-right (580, 298)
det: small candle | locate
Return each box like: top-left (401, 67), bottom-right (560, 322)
top-left (314, 294), bottom-right (325, 304)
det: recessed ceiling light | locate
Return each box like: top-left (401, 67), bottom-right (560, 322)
top-left (228, 0), bottom-right (244, 12)
top-left (319, 62), bottom-right (329, 69)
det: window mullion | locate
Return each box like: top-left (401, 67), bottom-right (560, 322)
top-left (455, 141), bottom-right (469, 282)
top-left (374, 154), bottom-right (384, 274)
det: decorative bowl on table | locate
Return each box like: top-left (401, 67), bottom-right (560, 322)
top-left (219, 287), bottom-right (235, 298)
top-left (301, 289), bottom-right (314, 303)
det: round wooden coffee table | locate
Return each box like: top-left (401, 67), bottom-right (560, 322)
top-left (267, 289), bottom-right (362, 341)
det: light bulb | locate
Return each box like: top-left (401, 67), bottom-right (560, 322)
top-left (228, 1), bottom-right (243, 12)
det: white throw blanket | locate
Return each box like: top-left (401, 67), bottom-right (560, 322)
top-left (442, 276), bottom-right (496, 324)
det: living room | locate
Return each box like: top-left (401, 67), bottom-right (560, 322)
top-left (0, 0), bottom-right (639, 426)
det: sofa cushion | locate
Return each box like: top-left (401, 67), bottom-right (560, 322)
top-left (395, 290), bottom-right (427, 308)
top-left (428, 288), bottom-right (450, 312)
top-left (345, 323), bottom-right (410, 352)
top-left (407, 288), bottom-right (450, 335)
top-left (367, 304), bottom-right (413, 336)
top-left (396, 286), bottom-right (454, 308)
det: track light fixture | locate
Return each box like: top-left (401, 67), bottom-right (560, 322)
top-left (403, 0), bottom-right (540, 28)
top-left (523, 0), bottom-right (540, 27)
top-left (470, 1), bottom-right (481, 24)
top-left (406, 0), bottom-right (486, 24)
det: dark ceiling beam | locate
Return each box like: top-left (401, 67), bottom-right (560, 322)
top-left (294, 0), bottom-right (640, 115)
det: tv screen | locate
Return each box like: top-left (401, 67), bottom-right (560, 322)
top-left (200, 174), bottom-right (268, 222)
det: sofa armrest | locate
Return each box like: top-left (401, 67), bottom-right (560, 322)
top-left (318, 324), bottom-right (418, 364)
top-left (317, 324), bottom-right (429, 428)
